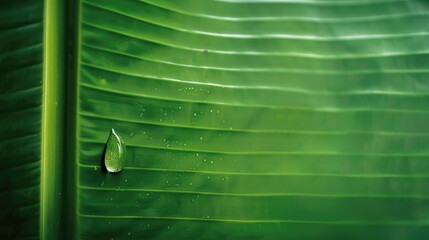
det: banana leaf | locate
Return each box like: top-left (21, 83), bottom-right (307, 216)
top-left (3, 0), bottom-right (429, 239)
top-left (0, 0), bottom-right (43, 238)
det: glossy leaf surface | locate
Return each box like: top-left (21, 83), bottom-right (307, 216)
top-left (2, 0), bottom-right (429, 239)
top-left (77, 0), bottom-right (429, 239)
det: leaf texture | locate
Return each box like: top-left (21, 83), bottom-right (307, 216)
top-left (0, 0), bottom-right (43, 239)
top-left (76, 0), bottom-right (429, 239)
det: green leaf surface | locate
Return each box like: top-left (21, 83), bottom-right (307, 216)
top-left (76, 0), bottom-right (429, 239)
top-left (0, 0), bottom-right (43, 239)
top-left (3, 0), bottom-right (429, 239)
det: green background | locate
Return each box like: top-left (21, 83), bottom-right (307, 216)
top-left (3, 0), bottom-right (429, 239)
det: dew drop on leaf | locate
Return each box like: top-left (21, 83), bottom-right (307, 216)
top-left (104, 128), bottom-right (126, 173)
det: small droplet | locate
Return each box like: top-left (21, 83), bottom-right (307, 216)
top-left (104, 128), bottom-right (126, 173)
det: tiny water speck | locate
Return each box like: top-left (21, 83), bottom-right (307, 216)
top-left (104, 128), bottom-right (126, 173)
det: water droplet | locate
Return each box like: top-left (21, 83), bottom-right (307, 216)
top-left (94, 166), bottom-right (98, 171)
top-left (189, 183), bottom-right (193, 186)
top-left (199, 137), bottom-right (203, 140)
top-left (128, 232), bottom-right (131, 236)
top-left (104, 128), bottom-right (126, 173)
top-left (210, 161), bottom-right (214, 164)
